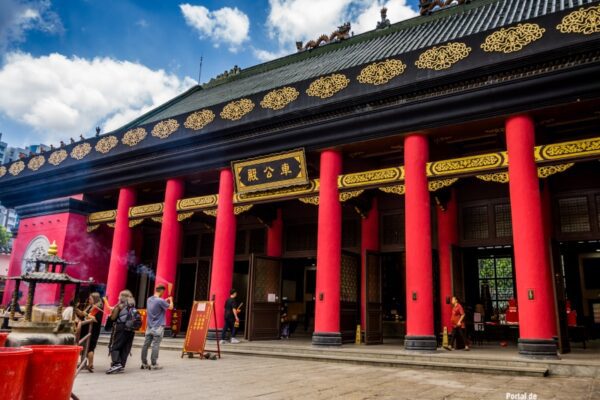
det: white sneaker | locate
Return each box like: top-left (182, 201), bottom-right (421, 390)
top-left (230, 338), bottom-right (240, 344)
top-left (219, 340), bottom-right (226, 345)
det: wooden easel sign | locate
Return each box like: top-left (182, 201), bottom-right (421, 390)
top-left (182, 301), bottom-right (221, 359)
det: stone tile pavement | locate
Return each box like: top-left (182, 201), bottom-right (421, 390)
top-left (72, 344), bottom-right (599, 400)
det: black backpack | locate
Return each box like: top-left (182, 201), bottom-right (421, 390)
top-left (124, 307), bottom-right (143, 331)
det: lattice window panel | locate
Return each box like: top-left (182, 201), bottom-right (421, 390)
top-left (597, 195), bottom-right (600, 231)
top-left (367, 256), bottom-right (380, 303)
top-left (199, 233), bottom-right (214, 257)
top-left (194, 264), bottom-right (210, 300)
top-left (342, 220), bottom-right (359, 248)
top-left (253, 260), bottom-right (280, 302)
top-left (463, 206), bottom-right (489, 240)
top-left (340, 254), bottom-right (359, 303)
top-left (558, 197), bottom-right (591, 233)
top-left (249, 228), bottom-right (266, 254)
top-left (285, 224), bottom-right (317, 252)
top-left (381, 213), bottom-right (404, 246)
top-left (494, 204), bottom-right (513, 238)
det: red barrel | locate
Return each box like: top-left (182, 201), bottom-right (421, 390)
top-left (0, 332), bottom-right (8, 347)
top-left (0, 347), bottom-right (33, 400)
top-left (22, 345), bottom-right (82, 400)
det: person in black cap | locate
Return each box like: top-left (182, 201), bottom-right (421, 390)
top-left (220, 289), bottom-right (240, 344)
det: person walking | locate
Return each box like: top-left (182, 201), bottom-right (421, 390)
top-left (220, 289), bottom-right (240, 344)
top-left (445, 296), bottom-right (470, 351)
top-left (141, 284), bottom-right (173, 370)
top-left (75, 292), bottom-right (104, 372)
top-left (106, 290), bottom-right (138, 374)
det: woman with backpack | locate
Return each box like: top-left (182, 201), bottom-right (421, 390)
top-left (106, 290), bottom-right (140, 374)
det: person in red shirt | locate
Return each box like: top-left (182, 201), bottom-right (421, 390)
top-left (446, 296), bottom-right (469, 351)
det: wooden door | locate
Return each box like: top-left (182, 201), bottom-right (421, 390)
top-left (365, 251), bottom-right (383, 344)
top-left (246, 254), bottom-right (282, 341)
top-left (194, 259), bottom-right (211, 301)
top-left (340, 251), bottom-right (360, 343)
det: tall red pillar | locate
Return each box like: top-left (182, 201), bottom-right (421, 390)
top-left (266, 208), bottom-right (283, 258)
top-left (105, 187), bottom-right (136, 314)
top-left (404, 134), bottom-right (436, 351)
top-left (208, 169), bottom-right (237, 327)
top-left (312, 150), bottom-right (342, 346)
top-left (155, 178), bottom-right (185, 326)
top-left (360, 197), bottom-right (379, 328)
top-left (506, 115), bottom-right (557, 357)
top-left (436, 189), bottom-right (458, 333)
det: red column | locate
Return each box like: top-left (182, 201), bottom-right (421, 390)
top-left (266, 208), bottom-right (283, 257)
top-left (506, 115), bottom-right (557, 357)
top-left (208, 168), bottom-right (237, 326)
top-left (155, 178), bottom-right (185, 326)
top-left (436, 189), bottom-right (458, 333)
top-left (360, 197), bottom-right (379, 328)
top-left (312, 150), bottom-right (342, 346)
top-left (105, 187), bottom-right (136, 314)
top-left (404, 134), bottom-right (436, 351)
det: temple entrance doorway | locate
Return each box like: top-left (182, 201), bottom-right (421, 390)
top-left (175, 260), bottom-right (211, 332)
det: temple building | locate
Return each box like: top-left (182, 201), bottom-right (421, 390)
top-left (1, 0), bottom-right (599, 357)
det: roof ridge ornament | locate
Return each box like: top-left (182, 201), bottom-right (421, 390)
top-left (419, 0), bottom-right (468, 16)
top-left (376, 7), bottom-right (391, 30)
top-left (296, 22), bottom-right (351, 52)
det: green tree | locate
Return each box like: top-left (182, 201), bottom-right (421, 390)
top-left (0, 225), bottom-right (11, 248)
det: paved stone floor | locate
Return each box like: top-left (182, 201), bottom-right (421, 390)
top-left (72, 344), bottom-right (599, 400)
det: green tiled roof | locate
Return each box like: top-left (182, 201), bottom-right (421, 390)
top-left (125, 0), bottom-right (596, 128)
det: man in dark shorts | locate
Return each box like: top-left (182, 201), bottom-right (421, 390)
top-left (141, 284), bottom-right (173, 370)
top-left (220, 289), bottom-right (240, 344)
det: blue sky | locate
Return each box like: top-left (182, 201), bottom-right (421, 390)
top-left (0, 0), bottom-right (420, 148)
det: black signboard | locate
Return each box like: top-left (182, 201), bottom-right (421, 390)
top-left (232, 149), bottom-right (309, 194)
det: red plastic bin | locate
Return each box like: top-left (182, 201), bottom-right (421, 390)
top-left (0, 347), bottom-right (33, 400)
top-left (22, 345), bottom-right (82, 400)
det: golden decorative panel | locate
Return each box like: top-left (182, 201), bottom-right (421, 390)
top-left (27, 155), bottom-right (45, 171)
top-left (122, 127), bottom-right (147, 146)
top-left (177, 195), bottom-right (219, 211)
top-left (129, 203), bottom-right (164, 218)
top-left (177, 212), bottom-right (194, 222)
top-left (428, 178), bottom-right (458, 192)
top-left (235, 179), bottom-right (319, 204)
top-left (220, 98), bottom-right (255, 121)
top-left (0, 166), bottom-right (6, 178)
top-left (339, 167), bottom-right (403, 188)
top-left (538, 138), bottom-right (600, 161)
top-left (234, 205), bottom-right (253, 215)
top-left (556, 5), bottom-right (600, 35)
top-left (537, 163), bottom-right (574, 178)
top-left (107, 222), bottom-right (116, 228)
top-left (481, 23), bottom-right (545, 53)
top-left (9, 161), bottom-right (25, 176)
top-left (70, 143), bottom-right (92, 160)
top-left (415, 42), bottom-right (471, 70)
top-left (86, 225), bottom-right (100, 233)
top-left (184, 109), bottom-right (215, 131)
top-left (357, 59), bottom-right (406, 85)
top-left (260, 87), bottom-right (299, 110)
top-left (476, 173), bottom-right (509, 183)
top-left (151, 216), bottom-right (163, 224)
top-left (379, 185), bottom-right (405, 196)
top-left (339, 190), bottom-right (364, 202)
top-left (203, 209), bottom-right (217, 217)
top-left (129, 218), bottom-right (144, 228)
top-left (88, 210), bottom-right (117, 224)
top-left (48, 150), bottom-right (68, 166)
top-left (152, 119), bottom-right (180, 139)
top-left (95, 136), bottom-right (118, 154)
top-left (299, 196), bottom-right (319, 206)
top-left (306, 74), bottom-right (350, 99)
top-left (428, 152), bottom-right (507, 176)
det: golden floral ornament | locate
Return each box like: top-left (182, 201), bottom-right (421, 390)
top-left (177, 212), bottom-right (194, 222)
top-left (203, 209), bottom-right (217, 217)
top-left (151, 216), bottom-right (163, 224)
top-left (220, 98), bottom-right (255, 121)
top-left (306, 74), bottom-right (350, 99)
top-left (86, 225), bottom-right (100, 233)
top-left (428, 153), bottom-right (507, 176)
top-left (537, 163), bottom-right (574, 179)
top-left (476, 172), bottom-right (509, 183)
top-left (339, 167), bottom-right (403, 188)
top-left (70, 142), bottom-right (92, 160)
top-left (415, 42), bottom-right (471, 70)
top-left (260, 87), bottom-right (299, 110)
top-left (539, 138), bottom-right (600, 160)
top-left (428, 178), bottom-right (458, 192)
top-left (234, 205), bottom-right (253, 215)
top-left (299, 196), bottom-right (319, 205)
top-left (379, 185), bottom-right (405, 196)
top-left (0, 166), bottom-right (6, 178)
top-left (357, 59), bottom-right (406, 85)
top-left (481, 24), bottom-right (545, 53)
top-left (9, 161), bottom-right (25, 176)
top-left (122, 128), bottom-right (147, 147)
top-left (152, 119), bottom-right (179, 139)
top-left (129, 218), bottom-right (144, 228)
top-left (184, 109), bottom-right (215, 131)
top-left (556, 5), bottom-right (600, 35)
top-left (27, 155), bottom-right (46, 171)
top-left (339, 190), bottom-right (364, 202)
top-left (95, 136), bottom-right (118, 154)
top-left (48, 150), bottom-right (68, 166)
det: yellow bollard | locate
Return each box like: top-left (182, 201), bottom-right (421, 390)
top-left (355, 324), bottom-right (361, 344)
top-left (442, 326), bottom-right (449, 348)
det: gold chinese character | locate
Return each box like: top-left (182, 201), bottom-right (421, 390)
top-left (247, 168), bottom-right (259, 181)
top-left (281, 163), bottom-right (292, 176)
top-left (264, 166), bottom-right (274, 178)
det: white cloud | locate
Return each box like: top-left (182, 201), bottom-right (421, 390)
top-left (0, 52), bottom-right (196, 145)
top-left (179, 4), bottom-right (250, 52)
top-left (252, 47), bottom-right (290, 63)
top-left (0, 0), bottom-right (63, 51)
top-left (255, 0), bottom-right (417, 61)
